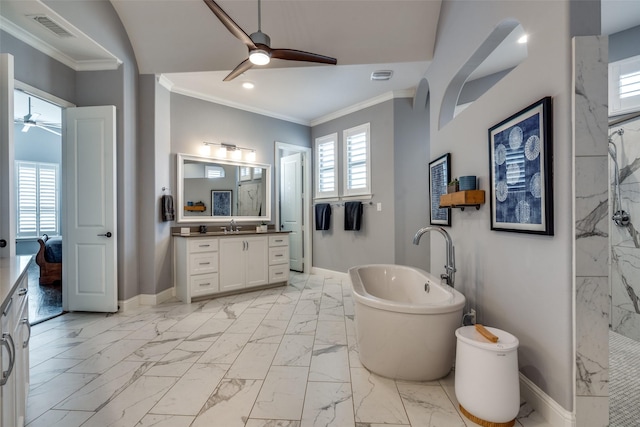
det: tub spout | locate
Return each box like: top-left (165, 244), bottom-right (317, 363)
top-left (413, 226), bottom-right (456, 287)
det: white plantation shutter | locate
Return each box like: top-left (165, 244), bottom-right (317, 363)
top-left (16, 161), bottom-right (59, 237)
top-left (343, 123), bottom-right (370, 196)
top-left (315, 133), bottom-right (338, 198)
top-left (609, 55), bottom-right (640, 116)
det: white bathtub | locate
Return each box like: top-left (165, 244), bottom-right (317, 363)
top-left (349, 264), bottom-right (465, 381)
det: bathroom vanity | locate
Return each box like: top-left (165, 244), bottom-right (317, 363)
top-left (173, 231), bottom-right (290, 303)
top-left (0, 256), bottom-right (32, 427)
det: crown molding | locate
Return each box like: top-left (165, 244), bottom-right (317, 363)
top-left (0, 16), bottom-right (121, 71)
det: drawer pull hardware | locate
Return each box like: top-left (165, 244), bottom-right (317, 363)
top-left (275, 272), bottom-right (283, 275)
top-left (199, 283), bottom-right (210, 286)
top-left (199, 262), bottom-right (211, 265)
top-left (275, 254), bottom-right (283, 257)
top-left (22, 318), bottom-right (31, 348)
top-left (1, 333), bottom-right (15, 386)
top-left (199, 244), bottom-right (211, 247)
top-left (18, 288), bottom-right (28, 296)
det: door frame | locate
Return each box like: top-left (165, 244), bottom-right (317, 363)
top-left (274, 142), bottom-right (311, 274)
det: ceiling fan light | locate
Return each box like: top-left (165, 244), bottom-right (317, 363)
top-left (249, 49), bottom-right (270, 65)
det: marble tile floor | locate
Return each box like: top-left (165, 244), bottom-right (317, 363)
top-left (26, 272), bottom-right (553, 427)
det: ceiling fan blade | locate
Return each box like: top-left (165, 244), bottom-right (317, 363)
top-left (202, 0), bottom-right (256, 49)
top-left (36, 124), bottom-right (61, 136)
top-left (271, 49), bottom-right (337, 65)
top-left (224, 58), bottom-right (254, 81)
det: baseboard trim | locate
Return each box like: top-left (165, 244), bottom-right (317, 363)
top-left (118, 287), bottom-right (176, 312)
top-left (310, 267), bottom-right (350, 282)
top-left (519, 373), bottom-right (575, 427)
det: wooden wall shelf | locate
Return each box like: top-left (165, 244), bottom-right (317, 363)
top-left (440, 190), bottom-right (485, 211)
top-left (184, 205), bottom-right (206, 212)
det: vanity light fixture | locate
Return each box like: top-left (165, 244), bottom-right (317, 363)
top-left (202, 141), bottom-right (256, 161)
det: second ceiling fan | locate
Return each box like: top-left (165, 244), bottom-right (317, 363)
top-left (203, 0), bottom-right (337, 81)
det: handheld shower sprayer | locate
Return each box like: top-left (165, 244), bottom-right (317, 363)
top-left (608, 129), bottom-right (629, 227)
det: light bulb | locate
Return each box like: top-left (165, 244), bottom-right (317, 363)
top-left (242, 81), bottom-right (255, 89)
top-left (246, 151), bottom-right (256, 162)
top-left (249, 49), bottom-right (270, 65)
top-left (217, 146), bottom-right (227, 158)
top-left (199, 144), bottom-right (211, 156)
top-left (231, 149), bottom-right (242, 160)
top-left (518, 35), bottom-right (528, 44)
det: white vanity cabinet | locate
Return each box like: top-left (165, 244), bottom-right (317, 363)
top-left (0, 256), bottom-right (31, 427)
top-left (174, 237), bottom-right (219, 303)
top-left (174, 232), bottom-right (289, 302)
top-left (268, 235), bottom-right (290, 283)
top-left (219, 236), bottom-right (268, 292)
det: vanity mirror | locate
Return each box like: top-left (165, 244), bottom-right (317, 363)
top-left (176, 153), bottom-right (271, 224)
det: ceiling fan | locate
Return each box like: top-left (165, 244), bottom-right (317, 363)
top-left (203, 0), bottom-right (337, 81)
top-left (14, 97), bottom-right (61, 136)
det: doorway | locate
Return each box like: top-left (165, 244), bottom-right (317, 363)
top-left (13, 86), bottom-right (65, 324)
top-left (275, 142), bottom-right (312, 274)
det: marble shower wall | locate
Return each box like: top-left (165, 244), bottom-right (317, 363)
top-left (610, 115), bottom-right (640, 340)
top-left (573, 36), bottom-right (609, 427)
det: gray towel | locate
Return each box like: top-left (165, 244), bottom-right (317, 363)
top-left (161, 195), bottom-right (175, 221)
top-left (315, 203), bottom-right (331, 230)
top-left (344, 201), bottom-right (363, 231)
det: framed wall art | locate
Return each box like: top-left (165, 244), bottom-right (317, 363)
top-left (488, 97), bottom-right (553, 235)
top-left (211, 190), bottom-right (233, 217)
top-left (429, 153), bottom-right (451, 226)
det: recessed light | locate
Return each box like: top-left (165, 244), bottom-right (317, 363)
top-left (518, 35), bottom-right (528, 44)
top-left (242, 81), bottom-right (255, 89)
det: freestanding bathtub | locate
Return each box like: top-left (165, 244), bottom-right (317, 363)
top-left (349, 264), bottom-right (465, 381)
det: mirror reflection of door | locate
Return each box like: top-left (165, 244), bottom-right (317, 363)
top-left (280, 152), bottom-right (303, 272)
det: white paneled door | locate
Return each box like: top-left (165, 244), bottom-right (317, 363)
top-left (64, 106), bottom-right (117, 312)
top-left (280, 152), bottom-right (303, 272)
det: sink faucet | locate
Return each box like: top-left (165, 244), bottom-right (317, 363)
top-left (229, 218), bottom-right (236, 232)
top-left (413, 226), bottom-right (456, 287)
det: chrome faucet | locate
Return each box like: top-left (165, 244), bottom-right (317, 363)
top-left (413, 226), bottom-right (456, 287)
top-left (229, 218), bottom-right (237, 232)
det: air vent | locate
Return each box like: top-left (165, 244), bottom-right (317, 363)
top-left (371, 70), bottom-right (393, 81)
top-left (30, 15), bottom-right (74, 38)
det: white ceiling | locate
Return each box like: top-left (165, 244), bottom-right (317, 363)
top-left (2, 0), bottom-right (639, 126)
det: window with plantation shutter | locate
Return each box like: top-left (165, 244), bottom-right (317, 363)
top-left (16, 161), bottom-right (59, 238)
top-left (609, 55), bottom-right (640, 116)
top-left (315, 133), bottom-right (338, 198)
top-left (343, 123), bottom-right (370, 197)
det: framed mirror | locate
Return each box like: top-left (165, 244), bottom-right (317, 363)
top-left (176, 153), bottom-right (271, 224)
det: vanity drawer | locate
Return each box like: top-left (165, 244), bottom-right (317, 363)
top-left (268, 235), bottom-right (288, 247)
top-left (269, 246), bottom-right (289, 265)
top-left (269, 264), bottom-right (289, 283)
top-left (189, 253), bottom-right (218, 275)
top-left (190, 273), bottom-right (219, 296)
top-left (188, 238), bottom-right (218, 253)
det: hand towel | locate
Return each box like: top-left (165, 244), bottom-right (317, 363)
top-left (344, 201), bottom-right (363, 231)
top-left (161, 194), bottom-right (175, 221)
top-left (315, 203), bottom-right (332, 230)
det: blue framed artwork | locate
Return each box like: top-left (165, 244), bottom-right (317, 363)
top-left (211, 190), bottom-right (232, 216)
top-left (429, 153), bottom-right (451, 226)
top-left (488, 97), bottom-right (553, 235)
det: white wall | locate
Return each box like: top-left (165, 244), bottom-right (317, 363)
top-left (425, 0), bottom-right (574, 410)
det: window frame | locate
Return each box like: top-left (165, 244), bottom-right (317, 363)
top-left (342, 123), bottom-right (371, 197)
top-left (314, 132), bottom-right (338, 199)
top-left (609, 55), bottom-right (640, 116)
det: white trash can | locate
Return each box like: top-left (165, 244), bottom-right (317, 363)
top-left (455, 325), bottom-right (519, 427)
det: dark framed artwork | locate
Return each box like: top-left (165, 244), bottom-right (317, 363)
top-left (488, 97), bottom-right (553, 235)
top-left (211, 190), bottom-right (233, 216)
top-left (429, 153), bottom-right (451, 226)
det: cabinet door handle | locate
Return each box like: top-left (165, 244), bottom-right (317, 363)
top-left (22, 318), bottom-right (31, 349)
top-left (1, 333), bottom-right (15, 386)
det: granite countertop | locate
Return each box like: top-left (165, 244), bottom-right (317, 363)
top-left (172, 230), bottom-right (290, 237)
top-left (0, 255), bottom-right (33, 314)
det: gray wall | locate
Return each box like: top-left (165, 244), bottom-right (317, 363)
top-left (311, 100), bottom-right (396, 272)
top-left (426, 0), bottom-right (574, 410)
top-left (393, 97), bottom-right (430, 269)
top-left (45, 0), bottom-right (141, 301)
top-left (609, 25), bottom-right (640, 63)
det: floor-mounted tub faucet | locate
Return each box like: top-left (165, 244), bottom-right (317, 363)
top-left (413, 226), bottom-right (456, 287)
